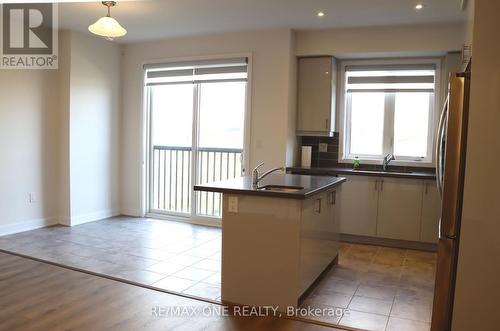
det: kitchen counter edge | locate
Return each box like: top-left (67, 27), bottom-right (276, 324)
top-left (287, 167), bottom-right (436, 180)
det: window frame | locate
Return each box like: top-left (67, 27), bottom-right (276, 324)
top-left (338, 58), bottom-right (442, 167)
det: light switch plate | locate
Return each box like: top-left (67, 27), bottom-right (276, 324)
top-left (228, 196), bottom-right (238, 213)
top-left (319, 143), bottom-right (328, 153)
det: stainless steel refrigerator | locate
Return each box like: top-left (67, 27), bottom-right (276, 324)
top-left (431, 62), bottom-right (471, 331)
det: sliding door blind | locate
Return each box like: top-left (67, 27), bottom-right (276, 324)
top-left (144, 58), bottom-right (248, 85)
top-left (345, 64), bottom-right (436, 93)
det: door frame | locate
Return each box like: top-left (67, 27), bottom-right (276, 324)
top-left (139, 53), bottom-right (253, 227)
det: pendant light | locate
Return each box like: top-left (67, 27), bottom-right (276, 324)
top-left (88, 1), bottom-right (127, 40)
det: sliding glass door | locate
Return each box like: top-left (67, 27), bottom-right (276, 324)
top-left (146, 58), bottom-right (248, 221)
top-left (150, 84), bottom-right (193, 215)
top-left (196, 81), bottom-right (246, 217)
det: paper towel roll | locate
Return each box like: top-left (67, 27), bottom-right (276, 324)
top-left (301, 146), bottom-right (312, 168)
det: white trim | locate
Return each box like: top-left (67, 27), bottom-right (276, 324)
top-left (69, 209), bottom-right (120, 226)
top-left (0, 217), bottom-right (58, 236)
top-left (338, 57), bottom-right (441, 167)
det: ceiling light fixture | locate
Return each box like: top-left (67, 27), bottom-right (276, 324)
top-left (415, 4), bottom-right (424, 10)
top-left (317, 11), bottom-right (325, 17)
top-left (88, 1), bottom-right (127, 40)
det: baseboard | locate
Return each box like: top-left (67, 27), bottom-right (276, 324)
top-left (121, 207), bottom-right (143, 217)
top-left (70, 209), bottom-right (120, 226)
top-left (0, 217), bottom-right (58, 236)
top-left (340, 233), bottom-right (438, 252)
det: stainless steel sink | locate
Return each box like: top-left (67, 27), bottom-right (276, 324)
top-left (258, 185), bottom-right (304, 192)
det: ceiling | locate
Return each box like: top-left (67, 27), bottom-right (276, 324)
top-left (54, 0), bottom-right (467, 43)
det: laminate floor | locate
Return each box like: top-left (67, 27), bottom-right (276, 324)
top-left (0, 217), bottom-right (437, 331)
top-left (302, 243), bottom-right (437, 331)
top-left (0, 217), bottom-right (222, 301)
top-left (0, 252), bottom-right (341, 331)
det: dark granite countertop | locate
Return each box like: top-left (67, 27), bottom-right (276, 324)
top-left (194, 173), bottom-right (346, 200)
top-left (287, 166), bottom-right (436, 180)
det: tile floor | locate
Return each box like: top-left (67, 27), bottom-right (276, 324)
top-left (0, 217), bottom-right (437, 331)
top-left (302, 243), bottom-right (437, 331)
top-left (0, 216), bottom-right (222, 301)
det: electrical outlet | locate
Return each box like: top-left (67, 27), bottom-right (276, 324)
top-left (29, 192), bottom-right (37, 203)
top-left (228, 196), bottom-right (238, 213)
top-left (319, 143), bottom-right (328, 153)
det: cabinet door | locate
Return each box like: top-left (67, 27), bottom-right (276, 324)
top-left (420, 180), bottom-right (441, 243)
top-left (377, 178), bottom-right (423, 241)
top-left (297, 57), bottom-right (334, 133)
top-left (299, 192), bottom-right (334, 294)
top-left (338, 175), bottom-right (379, 236)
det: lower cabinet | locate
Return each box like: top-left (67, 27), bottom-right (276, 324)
top-left (338, 175), bottom-right (378, 236)
top-left (299, 188), bottom-right (340, 295)
top-left (376, 178), bottom-right (423, 241)
top-left (338, 175), bottom-right (441, 243)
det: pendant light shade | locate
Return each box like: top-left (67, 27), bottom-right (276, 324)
top-left (88, 1), bottom-right (127, 40)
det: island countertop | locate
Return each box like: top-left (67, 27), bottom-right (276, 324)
top-left (194, 173), bottom-right (346, 199)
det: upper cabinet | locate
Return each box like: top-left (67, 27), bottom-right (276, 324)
top-left (296, 56), bottom-right (337, 136)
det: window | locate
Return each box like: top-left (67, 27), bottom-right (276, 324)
top-left (341, 61), bottom-right (438, 163)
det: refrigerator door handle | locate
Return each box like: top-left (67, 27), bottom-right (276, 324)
top-left (440, 218), bottom-right (458, 240)
top-left (435, 96), bottom-right (448, 198)
top-left (438, 218), bottom-right (443, 240)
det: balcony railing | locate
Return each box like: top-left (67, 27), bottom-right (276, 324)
top-left (152, 145), bottom-right (242, 217)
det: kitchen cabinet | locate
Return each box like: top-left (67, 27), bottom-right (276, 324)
top-left (377, 177), bottom-right (423, 241)
top-left (297, 56), bottom-right (337, 136)
top-left (420, 180), bottom-right (441, 243)
top-left (299, 187), bottom-right (340, 295)
top-left (338, 175), bottom-right (379, 236)
top-left (337, 175), bottom-right (440, 244)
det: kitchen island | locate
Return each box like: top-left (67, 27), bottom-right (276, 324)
top-left (194, 173), bottom-right (345, 310)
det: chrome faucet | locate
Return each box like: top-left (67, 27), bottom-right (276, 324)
top-left (382, 153), bottom-right (395, 171)
top-left (252, 162), bottom-right (284, 188)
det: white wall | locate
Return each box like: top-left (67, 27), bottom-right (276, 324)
top-left (66, 31), bottom-right (122, 225)
top-left (296, 23), bottom-right (465, 57)
top-left (0, 70), bottom-right (60, 234)
top-left (121, 29), bottom-right (297, 216)
top-left (0, 30), bottom-right (122, 234)
top-left (452, 0), bottom-right (500, 329)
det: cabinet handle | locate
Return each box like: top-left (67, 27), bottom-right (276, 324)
top-left (329, 191), bottom-right (336, 205)
top-left (375, 179), bottom-right (378, 191)
top-left (315, 198), bottom-right (322, 213)
top-left (325, 119), bottom-right (329, 130)
top-left (380, 179), bottom-right (384, 192)
top-left (425, 182), bottom-right (428, 195)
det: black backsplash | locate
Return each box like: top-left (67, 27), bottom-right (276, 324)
top-left (299, 134), bottom-right (340, 168)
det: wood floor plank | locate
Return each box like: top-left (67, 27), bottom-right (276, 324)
top-left (0, 253), bottom-right (342, 331)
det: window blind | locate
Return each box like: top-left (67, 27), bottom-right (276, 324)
top-left (345, 64), bottom-right (436, 93)
top-left (144, 58), bottom-right (248, 85)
